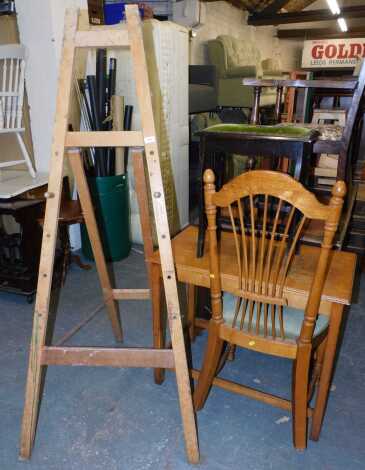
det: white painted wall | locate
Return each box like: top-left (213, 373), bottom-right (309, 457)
top-left (15, 0), bottom-right (87, 173)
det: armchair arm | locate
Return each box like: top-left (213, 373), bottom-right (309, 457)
top-left (226, 65), bottom-right (256, 78)
top-left (189, 65), bottom-right (217, 88)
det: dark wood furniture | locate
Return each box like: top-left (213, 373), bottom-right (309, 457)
top-left (0, 198), bottom-right (44, 302)
top-left (196, 126), bottom-right (319, 257)
top-left (243, 61), bottom-right (365, 181)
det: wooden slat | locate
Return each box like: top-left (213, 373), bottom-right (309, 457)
top-left (41, 347), bottom-right (175, 368)
top-left (248, 5), bottom-right (365, 26)
top-left (0, 160), bottom-right (24, 167)
top-left (65, 131), bottom-right (144, 148)
top-left (74, 30), bottom-right (129, 48)
top-left (190, 369), bottom-right (313, 417)
top-left (112, 289), bottom-right (150, 300)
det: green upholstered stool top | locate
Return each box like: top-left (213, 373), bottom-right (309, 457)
top-left (223, 292), bottom-right (328, 341)
top-left (200, 123), bottom-right (319, 141)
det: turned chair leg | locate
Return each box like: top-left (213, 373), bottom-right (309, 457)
top-left (193, 322), bottom-right (224, 411)
top-left (292, 346), bottom-right (311, 450)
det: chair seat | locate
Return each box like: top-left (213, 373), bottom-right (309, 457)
top-left (202, 123), bottom-right (316, 140)
top-left (222, 292), bottom-right (329, 341)
top-left (202, 122), bottom-right (343, 143)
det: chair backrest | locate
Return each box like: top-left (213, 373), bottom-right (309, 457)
top-left (204, 169), bottom-right (346, 343)
top-left (0, 44), bottom-right (26, 130)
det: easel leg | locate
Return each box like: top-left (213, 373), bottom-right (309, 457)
top-left (68, 149), bottom-right (123, 342)
top-left (19, 308), bottom-right (48, 458)
top-left (20, 11), bottom-right (79, 457)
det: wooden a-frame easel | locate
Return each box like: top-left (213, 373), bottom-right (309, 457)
top-left (19, 5), bottom-right (199, 464)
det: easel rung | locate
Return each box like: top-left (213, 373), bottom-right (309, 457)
top-left (113, 289), bottom-right (150, 300)
top-left (65, 131), bottom-right (144, 148)
top-left (41, 347), bottom-right (175, 368)
top-left (74, 30), bottom-right (129, 48)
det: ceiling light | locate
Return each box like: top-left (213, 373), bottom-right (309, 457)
top-left (337, 17), bottom-right (348, 32)
top-left (326, 0), bottom-right (341, 15)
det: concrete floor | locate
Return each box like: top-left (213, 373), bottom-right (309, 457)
top-left (0, 248), bottom-right (364, 470)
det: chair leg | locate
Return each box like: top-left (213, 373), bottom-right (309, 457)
top-left (310, 304), bottom-right (344, 441)
top-left (292, 345), bottom-right (311, 450)
top-left (193, 321), bottom-right (224, 411)
top-left (151, 263), bottom-right (165, 385)
top-left (16, 132), bottom-right (36, 178)
top-left (187, 284), bottom-right (196, 342)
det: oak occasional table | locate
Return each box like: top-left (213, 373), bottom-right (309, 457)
top-left (149, 225), bottom-right (357, 427)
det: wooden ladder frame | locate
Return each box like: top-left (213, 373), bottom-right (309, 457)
top-left (19, 6), bottom-right (199, 464)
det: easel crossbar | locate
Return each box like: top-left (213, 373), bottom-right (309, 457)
top-left (41, 347), bottom-right (175, 368)
top-left (112, 289), bottom-right (150, 300)
top-left (65, 131), bottom-right (144, 148)
top-left (75, 30), bottom-right (129, 48)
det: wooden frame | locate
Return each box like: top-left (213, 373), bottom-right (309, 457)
top-left (19, 6), bottom-right (199, 464)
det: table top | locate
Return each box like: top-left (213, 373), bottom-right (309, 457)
top-left (150, 225), bottom-right (357, 314)
top-left (0, 170), bottom-right (48, 199)
top-left (242, 78), bottom-right (357, 90)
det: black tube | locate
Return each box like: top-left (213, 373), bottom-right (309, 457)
top-left (96, 48), bottom-right (107, 126)
top-left (123, 105), bottom-right (133, 172)
top-left (78, 79), bottom-right (93, 130)
top-left (86, 75), bottom-right (105, 176)
top-left (106, 58), bottom-right (117, 175)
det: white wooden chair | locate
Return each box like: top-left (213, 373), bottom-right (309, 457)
top-left (0, 44), bottom-right (35, 178)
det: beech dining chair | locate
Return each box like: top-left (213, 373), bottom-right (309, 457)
top-left (194, 168), bottom-right (346, 450)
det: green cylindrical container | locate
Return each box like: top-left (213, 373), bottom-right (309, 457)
top-left (81, 174), bottom-right (131, 262)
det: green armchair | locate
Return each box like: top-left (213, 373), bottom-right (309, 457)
top-left (207, 35), bottom-right (285, 108)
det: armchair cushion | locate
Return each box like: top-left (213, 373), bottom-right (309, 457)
top-left (203, 123), bottom-right (314, 139)
top-left (223, 292), bottom-right (329, 341)
top-left (261, 58), bottom-right (282, 76)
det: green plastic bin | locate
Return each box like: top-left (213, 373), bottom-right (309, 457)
top-left (81, 174), bottom-right (131, 262)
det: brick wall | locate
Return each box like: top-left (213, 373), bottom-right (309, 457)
top-left (189, 1), bottom-right (301, 71)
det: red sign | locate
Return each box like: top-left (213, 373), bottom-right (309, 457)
top-left (302, 39), bottom-right (365, 68)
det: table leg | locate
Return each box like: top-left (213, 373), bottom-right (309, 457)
top-left (151, 263), bottom-right (165, 384)
top-left (187, 284), bottom-right (196, 341)
top-left (197, 138), bottom-right (207, 258)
